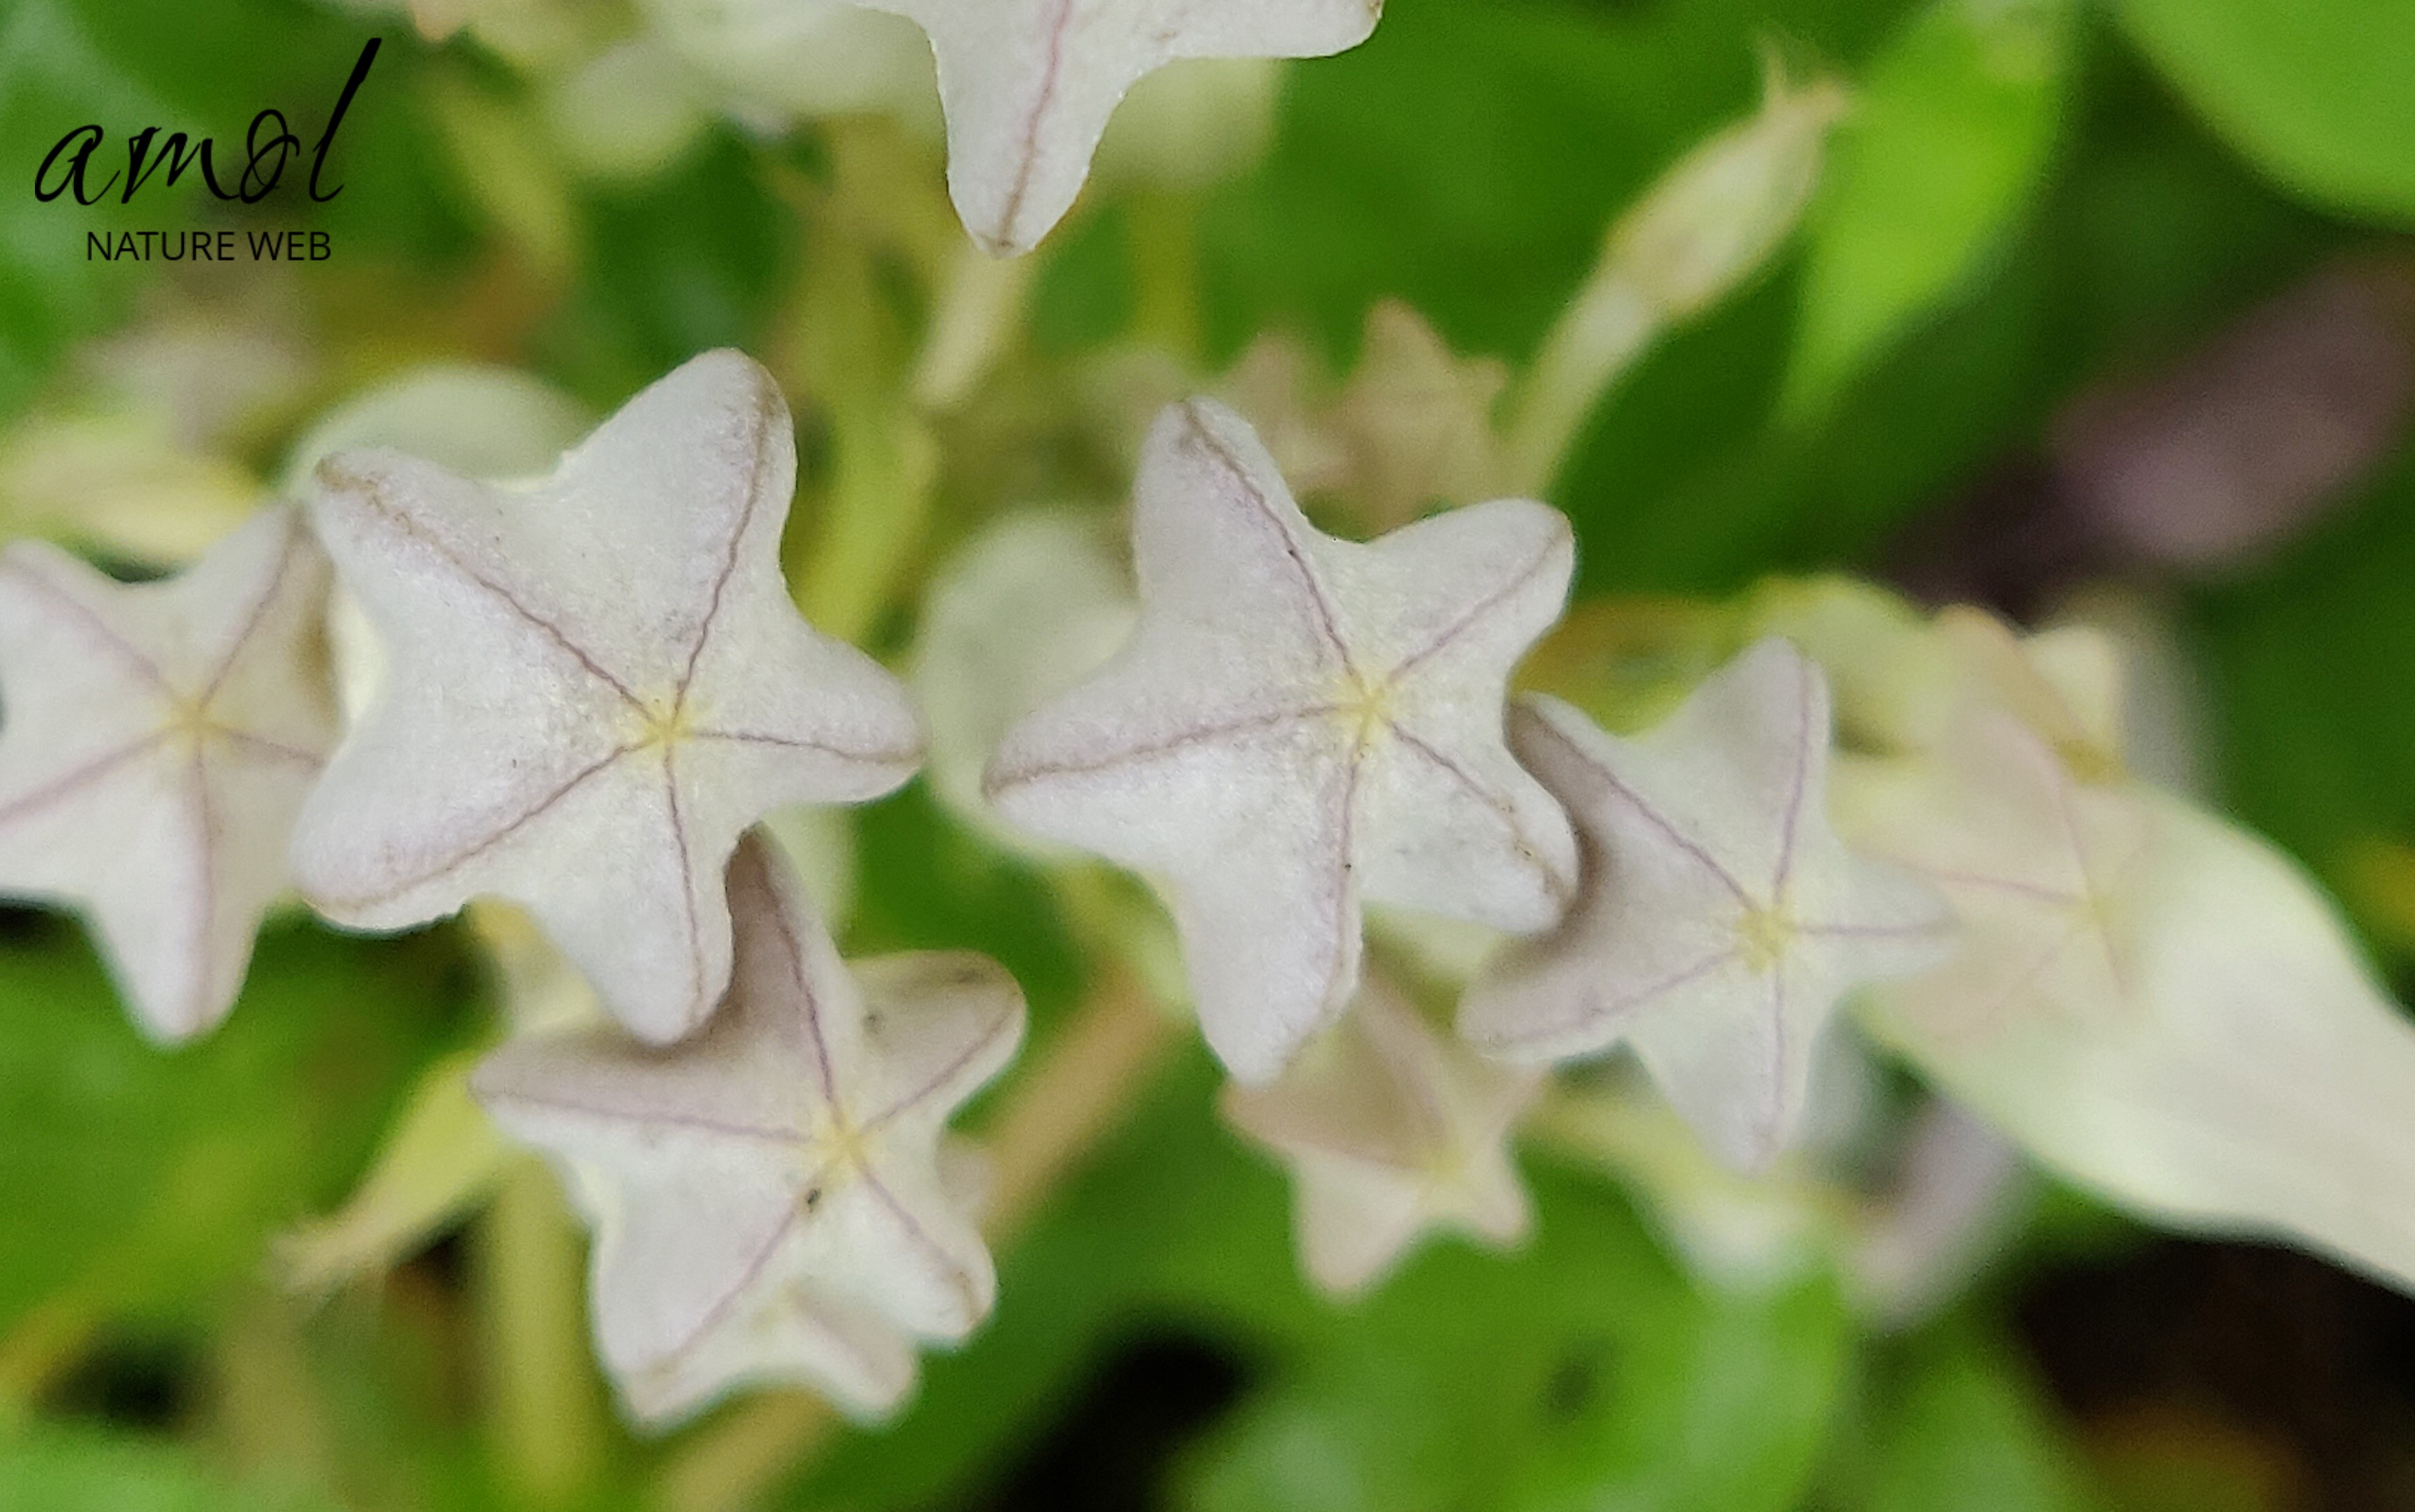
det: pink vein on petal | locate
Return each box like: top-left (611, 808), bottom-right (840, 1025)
top-left (660, 1204), bottom-right (806, 1365)
top-left (860, 1168), bottom-right (983, 1321)
top-left (1769, 653), bottom-right (1817, 898)
top-left (479, 1086), bottom-right (804, 1147)
top-left (760, 862), bottom-right (839, 1105)
top-left (1538, 715), bottom-right (1752, 908)
top-left (1383, 520), bottom-right (1569, 683)
top-left (317, 743), bottom-right (636, 912)
top-left (676, 381), bottom-right (778, 693)
top-left (1177, 400), bottom-right (1351, 669)
top-left (327, 463), bottom-right (644, 709)
top-left (862, 1005), bottom-right (1019, 1133)
top-left (1484, 944), bottom-right (1741, 1052)
top-left (662, 749), bottom-right (705, 1027)
top-left (199, 515), bottom-right (304, 704)
top-left (0, 733), bottom-right (168, 829)
top-left (985, 702), bottom-right (1332, 793)
top-left (994, 0), bottom-right (1075, 251)
top-left (0, 558), bottom-right (171, 692)
top-left (1392, 725), bottom-right (1569, 905)
top-left (187, 746), bottom-right (218, 1030)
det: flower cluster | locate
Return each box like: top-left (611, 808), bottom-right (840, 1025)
top-left (12, 8), bottom-right (2415, 1448)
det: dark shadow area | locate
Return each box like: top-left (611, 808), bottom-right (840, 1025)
top-left (965, 1330), bottom-right (1252, 1512)
top-left (2017, 1239), bottom-right (2415, 1511)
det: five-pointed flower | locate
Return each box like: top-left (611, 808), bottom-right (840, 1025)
top-left (0, 507), bottom-right (336, 1042)
top-left (472, 833), bottom-right (1025, 1425)
top-left (1460, 638), bottom-right (1949, 1172)
top-left (855, 0), bottom-right (1382, 256)
top-left (1224, 975), bottom-right (1539, 1295)
top-left (291, 350), bottom-right (923, 1044)
top-left (985, 397), bottom-right (1578, 1084)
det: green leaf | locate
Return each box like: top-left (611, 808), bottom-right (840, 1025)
top-left (0, 1425), bottom-right (343, 1512)
top-left (2119, 0), bottom-right (2415, 227)
top-left (1861, 1334), bottom-right (2103, 1512)
top-left (2192, 446), bottom-right (2415, 910)
top-left (0, 919), bottom-right (471, 1333)
top-left (1179, 1165), bottom-right (1853, 1512)
top-left (1785, 0), bottom-right (2076, 418)
top-left (1199, 0), bottom-right (1920, 365)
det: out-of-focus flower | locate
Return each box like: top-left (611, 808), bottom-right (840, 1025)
top-left (853, 0), bottom-right (1382, 255)
top-left (474, 835), bottom-right (1025, 1425)
top-left (291, 351), bottom-right (922, 1045)
top-left (1325, 301), bottom-right (1512, 535)
top-left (2052, 261), bottom-right (2415, 575)
top-left (1793, 595), bottom-right (2415, 1291)
top-left (1463, 639), bottom-right (1949, 1171)
top-left (1844, 1098), bottom-right (2027, 1325)
top-left (986, 398), bottom-right (1575, 1083)
top-left (1224, 975), bottom-right (1539, 1295)
top-left (911, 509), bottom-right (1136, 844)
top-left (636, 0), bottom-right (938, 138)
top-left (0, 508), bottom-right (336, 1040)
top-left (1507, 56), bottom-right (1848, 486)
top-left (283, 365), bottom-right (596, 493)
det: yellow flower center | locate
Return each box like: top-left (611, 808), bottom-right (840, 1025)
top-left (1735, 903), bottom-right (1794, 973)
top-left (1333, 667), bottom-right (1396, 749)
top-left (631, 695), bottom-right (698, 753)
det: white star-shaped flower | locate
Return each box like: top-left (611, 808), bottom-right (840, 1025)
top-left (472, 834), bottom-right (1024, 1425)
top-left (0, 507), bottom-right (335, 1042)
top-left (985, 397), bottom-right (1578, 1084)
top-left (291, 351), bottom-right (922, 1045)
top-left (856, 0), bottom-right (1382, 255)
top-left (1223, 975), bottom-right (1539, 1295)
top-left (1460, 638), bottom-right (1949, 1171)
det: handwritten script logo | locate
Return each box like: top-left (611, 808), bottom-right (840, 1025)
top-left (34, 38), bottom-right (381, 207)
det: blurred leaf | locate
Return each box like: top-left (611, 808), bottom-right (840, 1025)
top-left (2119, 0), bottom-right (2415, 227)
top-left (1862, 1333), bottom-right (2103, 1512)
top-left (2191, 445), bottom-right (2415, 917)
top-left (1200, 0), bottom-right (1919, 365)
top-left (537, 131), bottom-right (795, 406)
top-left (1785, 0), bottom-right (2076, 417)
top-left (1179, 1167), bottom-right (1852, 1512)
top-left (0, 1424), bottom-right (342, 1512)
top-left (0, 920), bottom-right (470, 1334)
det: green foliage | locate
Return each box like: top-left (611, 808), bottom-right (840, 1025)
top-left (1182, 1165), bottom-right (1851, 1512)
top-left (0, 919), bottom-right (470, 1332)
top-left (2192, 446), bottom-right (2415, 888)
top-left (1198, 0), bottom-right (1920, 365)
top-left (1786, 0), bottom-right (2077, 417)
top-left (1858, 1333), bottom-right (2103, 1512)
top-left (0, 1425), bottom-right (344, 1512)
top-left (2119, 0), bottom-right (2415, 227)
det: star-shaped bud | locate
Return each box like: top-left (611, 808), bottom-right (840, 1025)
top-left (1223, 976), bottom-right (1539, 1295)
top-left (472, 834), bottom-right (1025, 1425)
top-left (0, 507), bottom-right (335, 1042)
top-left (1460, 639), bottom-right (1949, 1172)
top-left (855, 0), bottom-right (1381, 255)
top-left (292, 351), bottom-right (922, 1045)
top-left (1836, 710), bottom-right (2149, 1054)
top-left (985, 398), bottom-right (1578, 1084)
